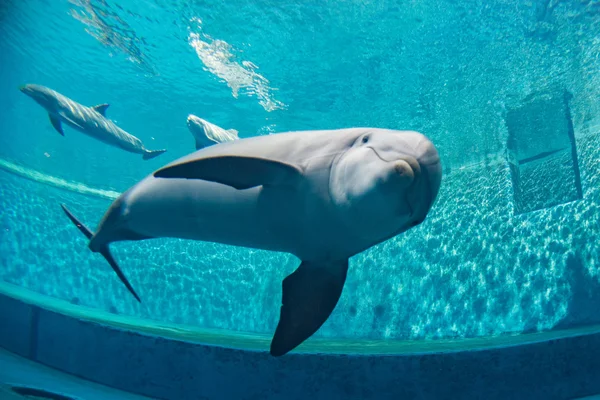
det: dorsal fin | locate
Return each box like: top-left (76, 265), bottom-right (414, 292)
top-left (92, 103), bottom-right (110, 116)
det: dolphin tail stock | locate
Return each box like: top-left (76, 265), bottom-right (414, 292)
top-left (59, 204), bottom-right (142, 303)
top-left (142, 149), bottom-right (167, 160)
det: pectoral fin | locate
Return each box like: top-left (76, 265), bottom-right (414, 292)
top-left (153, 156), bottom-right (304, 190)
top-left (92, 103), bottom-right (110, 116)
top-left (49, 114), bottom-right (64, 136)
top-left (270, 259), bottom-right (349, 357)
top-left (58, 111), bottom-right (85, 130)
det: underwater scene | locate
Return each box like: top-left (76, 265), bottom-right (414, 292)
top-left (1, 0), bottom-right (600, 399)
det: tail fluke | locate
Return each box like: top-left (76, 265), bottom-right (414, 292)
top-left (61, 203), bottom-right (93, 239)
top-left (143, 149), bottom-right (167, 160)
top-left (98, 245), bottom-right (141, 302)
top-left (60, 204), bottom-right (142, 303)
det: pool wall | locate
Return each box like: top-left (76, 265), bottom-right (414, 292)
top-left (2, 283), bottom-right (600, 400)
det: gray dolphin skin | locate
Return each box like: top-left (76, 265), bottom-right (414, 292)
top-left (60, 127), bottom-right (442, 356)
top-left (20, 84), bottom-right (166, 160)
top-left (187, 114), bottom-right (239, 150)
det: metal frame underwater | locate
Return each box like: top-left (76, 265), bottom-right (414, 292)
top-left (1, 281), bottom-right (600, 400)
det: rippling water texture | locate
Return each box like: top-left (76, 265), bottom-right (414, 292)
top-left (0, 0), bottom-right (599, 341)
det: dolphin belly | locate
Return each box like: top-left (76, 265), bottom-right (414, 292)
top-left (115, 177), bottom-right (303, 254)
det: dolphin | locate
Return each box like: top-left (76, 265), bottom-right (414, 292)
top-left (187, 114), bottom-right (239, 150)
top-left (60, 127), bottom-right (442, 356)
top-left (19, 84), bottom-right (166, 160)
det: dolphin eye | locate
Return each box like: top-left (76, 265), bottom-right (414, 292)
top-left (410, 219), bottom-right (423, 227)
top-left (361, 136), bottom-right (369, 144)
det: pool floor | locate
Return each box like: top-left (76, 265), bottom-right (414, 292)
top-left (0, 348), bottom-right (155, 400)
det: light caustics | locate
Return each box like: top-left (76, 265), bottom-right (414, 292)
top-left (187, 17), bottom-right (287, 113)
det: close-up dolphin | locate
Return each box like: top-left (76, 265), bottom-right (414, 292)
top-left (60, 127), bottom-right (442, 357)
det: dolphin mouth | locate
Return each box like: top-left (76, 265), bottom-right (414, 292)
top-left (367, 146), bottom-right (422, 220)
top-left (366, 146), bottom-right (393, 163)
top-left (367, 146), bottom-right (421, 179)
top-left (368, 141), bottom-right (441, 217)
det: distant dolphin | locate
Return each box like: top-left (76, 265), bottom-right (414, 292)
top-left (60, 128), bottom-right (442, 356)
top-left (20, 84), bottom-right (166, 160)
top-left (187, 114), bottom-right (238, 150)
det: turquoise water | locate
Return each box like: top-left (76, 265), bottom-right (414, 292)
top-left (1, 0), bottom-right (600, 345)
